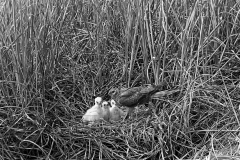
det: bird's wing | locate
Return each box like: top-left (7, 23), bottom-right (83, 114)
top-left (139, 85), bottom-right (159, 94)
top-left (82, 112), bottom-right (101, 122)
top-left (118, 91), bottom-right (143, 106)
top-left (117, 85), bottom-right (160, 107)
top-left (86, 105), bottom-right (101, 114)
top-left (119, 87), bottom-right (141, 97)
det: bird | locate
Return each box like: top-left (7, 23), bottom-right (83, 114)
top-left (90, 97), bottom-right (103, 111)
top-left (82, 97), bottom-right (104, 123)
top-left (108, 83), bottom-right (165, 120)
top-left (109, 99), bottom-right (125, 121)
top-left (101, 101), bottom-right (111, 122)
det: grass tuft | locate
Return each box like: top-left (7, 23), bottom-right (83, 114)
top-left (1, 0), bottom-right (240, 159)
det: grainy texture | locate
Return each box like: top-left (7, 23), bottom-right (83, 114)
top-left (0, 0), bottom-right (240, 159)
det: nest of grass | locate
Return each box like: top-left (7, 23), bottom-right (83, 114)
top-left (1, 83), bottom-right (240, 160)
top-left (1, 0), bottom-right (240, 159)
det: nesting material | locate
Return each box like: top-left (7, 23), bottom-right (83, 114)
top-left (109, 99), bottom-right (125, 121)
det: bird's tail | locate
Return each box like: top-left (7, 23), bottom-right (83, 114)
top-left (153, 83), bottom-right (165, 91)
top-left (142, 82), bottom-right (166, 94)
top-left (151, 89), bottom-right (181, 99)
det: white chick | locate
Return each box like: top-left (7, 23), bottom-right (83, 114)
top-left (82, 97), bottom-right (103, 123)
top-left (109, 99), bottom-right (125, 121)
top-left (89, 97), bottom-right (103, 111)
top-left (101, 101), bottom-right (110, 122)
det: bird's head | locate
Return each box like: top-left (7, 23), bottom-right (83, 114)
top-left (110, 99), bottom-right (116, 107)
top-left (94, 97), bottom-right (103, 106)
top-left (108, 88), bottom-right (119, 98)
top-left (102, 101), bottom-right (110, 110)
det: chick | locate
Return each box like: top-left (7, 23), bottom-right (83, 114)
top-left (89, 97), bottom-right (103, 111)
top-left (82, 97), bottom-right (103, 123)
top-left (101, 101), bottom-right (111, 122)
top-left (109, 99), bottom-right (125, 121)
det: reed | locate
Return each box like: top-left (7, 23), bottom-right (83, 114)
top-left (0, 0), bottom-right (240, 159)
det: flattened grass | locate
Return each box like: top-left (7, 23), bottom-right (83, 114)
top-left (1, 0), bottom-right (240, 159)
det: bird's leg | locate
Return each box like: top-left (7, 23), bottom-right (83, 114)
top-left (124, 107), bottom-right (134, 120)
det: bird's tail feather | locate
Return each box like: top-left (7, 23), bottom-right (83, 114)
top-left (154, 82), bottom-right (167, 90)
top-left (141, 82), bottom-right (166, 94)
top-left (151, 89), bottom-right (180, 98)
top-left (144, 82), bottom-right (166, 90)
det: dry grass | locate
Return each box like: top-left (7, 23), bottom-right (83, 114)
top-left (0, 0), bottom-right (240, 159)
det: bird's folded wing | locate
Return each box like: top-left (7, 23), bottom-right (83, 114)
top-left (119, 87), bottom-right (141, 97)
top-left (139, 87), bottom-right (156, 94)
top-left (82, 112), bottom-right (102, 122)
top-left (151, 89), bottom-right (180, 98)
top-left (118, 92), bottom-right (142, 106)
top-left (85, 107), bottom-right (100, 114)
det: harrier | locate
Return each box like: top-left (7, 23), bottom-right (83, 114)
top-left (108, 84), bottom-right (165, 119)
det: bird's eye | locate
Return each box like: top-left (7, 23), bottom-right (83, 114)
top-left (109, 89), bottom-right (116, 95)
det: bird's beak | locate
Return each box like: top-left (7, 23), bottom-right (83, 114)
top-left (107, 101), bottom-right (111, 106)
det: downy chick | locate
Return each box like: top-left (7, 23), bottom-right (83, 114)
top-left (101, 101), bottom-right (111, 122)
top-left (109, 99), bottom-right (125, 121)
top-left (82, 97), bottom-right (103, 123)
